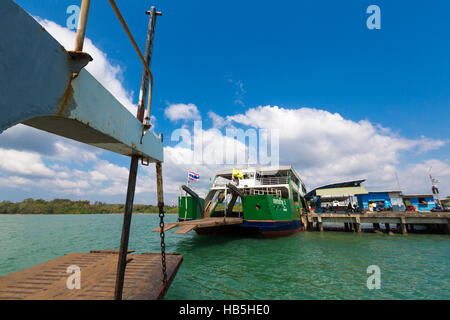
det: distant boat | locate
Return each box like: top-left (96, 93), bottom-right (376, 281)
top-left (167, 166), bottom-right (309, 237)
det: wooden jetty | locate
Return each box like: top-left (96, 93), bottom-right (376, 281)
top-left (152, 217), bottom-right (243, 234)
top-left (0, 251), bottom-right (182, 300)
top-left (305, 211), bottom-right (450, 234)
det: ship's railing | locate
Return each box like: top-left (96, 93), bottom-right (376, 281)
top-left (212, 177), bottom-right (289, 188)
top-left (245, 188), bottom-right (282, 198)
top-left (212, 183), bottom-right (227, 188)
top-left (257, 176), bottom-right (289, 185)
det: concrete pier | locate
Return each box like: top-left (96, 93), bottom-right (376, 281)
top-left (317, 216), bottom-right (324, 232)
top-left (305, 211), bottom-right (450, 234)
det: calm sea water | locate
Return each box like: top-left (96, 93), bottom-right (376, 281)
top-left (0, 214), bottom-right (449, 299)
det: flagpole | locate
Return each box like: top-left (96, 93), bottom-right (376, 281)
top-left (184, 172), bottom-right (189, 221)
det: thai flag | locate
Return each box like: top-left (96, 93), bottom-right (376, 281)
top-left (188, 171), bottom-right (200, 181)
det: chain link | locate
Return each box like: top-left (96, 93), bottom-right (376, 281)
top-left (159, 206), bottom-right (168, 295)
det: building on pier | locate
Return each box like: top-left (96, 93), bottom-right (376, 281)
top-left (402, 194), bottom-right (436, 212)
top-left (305, 180), bottom-right (368, 212)
top-left (356, 191), bottom-right (404, 211)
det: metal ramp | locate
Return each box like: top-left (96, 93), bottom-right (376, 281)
top-left (0, 251), bottom-right (182, 300)
top-left (203, 190), bottom-right (225, 218)
top-left (152, 217), bottom-right (243, 234)
top-left (181, 185), bottom-right (205, 218)
top-left (225, 183), bottom-right (244, 215)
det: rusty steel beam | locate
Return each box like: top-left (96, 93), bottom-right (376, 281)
top-left (114, 7), bottom-right (160, 300)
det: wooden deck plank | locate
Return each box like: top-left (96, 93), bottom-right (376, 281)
top-left (0, 251), bottom-right (182, 300)
top-left (152, 217), bottom-right (243, 233)
top-left (174, 224), bottom-right (197, 234)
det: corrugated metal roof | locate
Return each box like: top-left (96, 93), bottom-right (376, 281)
top-left (305, 179), bottom-right (366, 199)
top-left (315, 180), bottom-right (366, 190)
top-left (402, 194), bottom-right (434, 198)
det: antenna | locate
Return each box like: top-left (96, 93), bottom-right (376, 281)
top-left (429, 167), bottom-right (442, 207)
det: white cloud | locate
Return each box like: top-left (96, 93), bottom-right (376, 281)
top-left (225, 105), bottom-right (447, 194)
top-left (397, 159), bottom-right (450, 196)
top-left (0, 124), bottom-right (101, 166)
top-left (0, 176), bottom-right (35, 189)
top-left (414, 136), bottom-right (448, 154)
top-left (208, 111), bottom-right (231, 129)
top-left (0, 148), bottom-right (55, 177)
top-left (164, 103), bottom-right (201, 122)
top-left (227, 78), bottom-right (246, 106)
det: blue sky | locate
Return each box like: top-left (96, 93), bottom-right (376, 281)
top-left (1, 0), bottom-right (449, 203)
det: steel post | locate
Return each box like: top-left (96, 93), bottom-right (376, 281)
top-left (74, 0), bottom-right (91, 51)
top-left (114, 7), bottom-right (160, 300)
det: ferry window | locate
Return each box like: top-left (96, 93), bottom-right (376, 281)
top-left (255, 204), bottom-right (261, 210)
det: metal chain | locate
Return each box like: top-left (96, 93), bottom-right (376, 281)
top-left (159, 206), bottom-right (168, 295)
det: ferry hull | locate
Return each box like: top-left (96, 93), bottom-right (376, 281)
top-left (244, 220), bottom-right (304, 238)
top-left (178, 218), bottom-right (304, 238)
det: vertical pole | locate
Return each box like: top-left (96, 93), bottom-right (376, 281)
top-left (350, 220), bottom-right (355, 232)
top-left (74, 0), bottom-right (91, 51)
top-left (318, 216), bottom-right (323, 232)
top-left (114, 155), bottom-right (139, 300)
top-left (224, 184), bottom-right (227, 220)
top-left (137, 7), bottom-right (159, 122)
top-left (401, 219), bottom-right (407, 235)
top-left (114, 6), bottom-right (159, 300)
top-left (184, 175), bottom-right (189, 220)
top-left (444, 223), bottom-right (450, 235)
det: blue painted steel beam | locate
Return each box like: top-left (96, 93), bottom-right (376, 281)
top-left (0, 0), bottom-right (163, 162)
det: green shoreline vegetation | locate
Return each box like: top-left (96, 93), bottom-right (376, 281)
top-left (0, 198), bottom-right (179, 214)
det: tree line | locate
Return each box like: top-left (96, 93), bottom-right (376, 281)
top-left (0, 198), bottom-right (179, 214)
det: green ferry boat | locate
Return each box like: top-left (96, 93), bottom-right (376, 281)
top-left (178, 166), bottom-right (309, 237)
